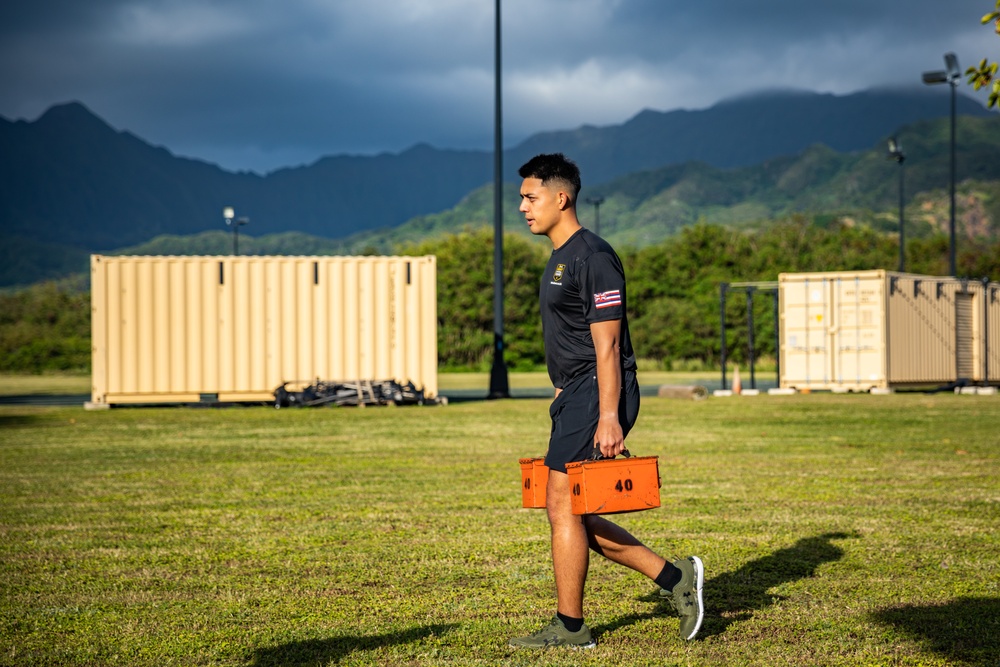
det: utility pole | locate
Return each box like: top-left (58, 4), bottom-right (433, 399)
top-left (585, 196), bottom-right (605, 236)
top-left (887, 138), bottom-right (905, 272)
top-left (488, 0), bottom-right (510, 399)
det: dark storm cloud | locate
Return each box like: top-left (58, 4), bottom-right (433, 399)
top-left (0, 0), bottom-right (994, 172)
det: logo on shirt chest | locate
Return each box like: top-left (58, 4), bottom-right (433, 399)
top-left (551, 263), bottom-right (566, 283)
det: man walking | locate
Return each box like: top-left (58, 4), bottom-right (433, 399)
top-left (509, 153), bottom-right (704, 649)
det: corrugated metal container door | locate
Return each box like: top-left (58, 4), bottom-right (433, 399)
top-left (830, 274), bottom-right (885, 388)
top-left (779, 271), bottom-right (887, 391)
top-left (955, 291), bottom-right (975, 380)
top-left (91, 255), bottom-right (437, 405)
top-left (988, 283), bottom-right (1000, 382)
top-left (779, 274), bottom-right (833, 388)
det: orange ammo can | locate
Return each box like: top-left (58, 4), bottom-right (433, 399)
top-left (565, 455), bottom-right (661, 515)
top-left (519, 457), bottom-right (549, 508)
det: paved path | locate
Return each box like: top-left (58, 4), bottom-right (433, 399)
top-left (0, 394), bottom-right (91, 407)
top-left (0, 377), bottom-right (779, 407)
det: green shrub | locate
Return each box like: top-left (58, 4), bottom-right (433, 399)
top-left (0, 282), bottom-right (91, 373)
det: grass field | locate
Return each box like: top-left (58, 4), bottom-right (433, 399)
top-left (1, 389), bottom-right (998, 666)
top-left (0, 374), bottom-right (91, 397)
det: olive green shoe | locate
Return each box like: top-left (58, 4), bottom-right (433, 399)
top-left (659, 556), bottom-right (704, 640)
top-left (509, 616), bottom-right (596, 650)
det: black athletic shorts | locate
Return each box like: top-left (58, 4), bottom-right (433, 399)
top-left (544, 369), bottom-right (640, 474)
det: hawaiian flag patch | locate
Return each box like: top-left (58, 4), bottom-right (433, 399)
top-left (594, 289), bottom-right (622, 309)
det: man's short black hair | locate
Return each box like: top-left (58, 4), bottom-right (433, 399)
top-left (518, 153), bottom-right (582, 201)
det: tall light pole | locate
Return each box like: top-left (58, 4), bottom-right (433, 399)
top-left (488, 0), bottom-right (510, 399)
top-left (585, 196), bottom-right (605, 237)
top-left (222, 206), bottom-right (248, 256)
top-left (922, 52), bottom-right (961, 276)
top-left (887, 137), bottom-right (906, 272)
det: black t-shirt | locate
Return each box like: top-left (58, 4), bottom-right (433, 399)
top-left (539, 227), bottom-right (637, 388)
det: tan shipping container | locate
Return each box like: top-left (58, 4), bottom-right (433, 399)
top-left (91, 255), bottom-right (437, 406)
top-left (779, 270), bottom-right (1000, 391)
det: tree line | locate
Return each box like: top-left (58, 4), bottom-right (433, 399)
top-left (3, 222), bottom-right (999, 374)
top-left (403, 222), bottom-right (1000, 372)
top-left (0, 281), bottom-right (91, 373)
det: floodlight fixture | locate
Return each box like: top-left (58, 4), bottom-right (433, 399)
top-left (223, 206), bottom-right (248, 256)
top-left (922, 70), bottom-right (948, 84)
top-left (944, 52), bottom-right (960, 80)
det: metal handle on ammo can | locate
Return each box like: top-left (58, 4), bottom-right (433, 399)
top-left (591, 446), bottom-right (632, 461)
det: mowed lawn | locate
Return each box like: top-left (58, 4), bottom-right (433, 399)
top-left (1, 391), bottom-right (998, 666)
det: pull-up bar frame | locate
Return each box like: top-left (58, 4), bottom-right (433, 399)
top-left (720, 281), bottom-right (779, 391)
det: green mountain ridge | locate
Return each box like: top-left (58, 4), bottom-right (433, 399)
top-left (4, 115), bottom-right (998, 289)
top-left (355, 115), bottom-right (1000, 252)
top-left (2, 88), bottom-right (993, 255)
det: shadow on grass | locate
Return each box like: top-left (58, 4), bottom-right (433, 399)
top-left (593, 531), bottom-right (851, 639)
top-left (251, 623), bottom-right (456, 666)
top-left (0, 413), bottom-right (47, 427)
top-left (871, 597), bottom-right (1000, 667)
top-left (696, 531), bottom-right (851, 637)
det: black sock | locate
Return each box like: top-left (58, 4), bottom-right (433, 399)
top-left (557, 612), bottom-right (584, 633)
top-left (654, 561), bottom-right (682, 591)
